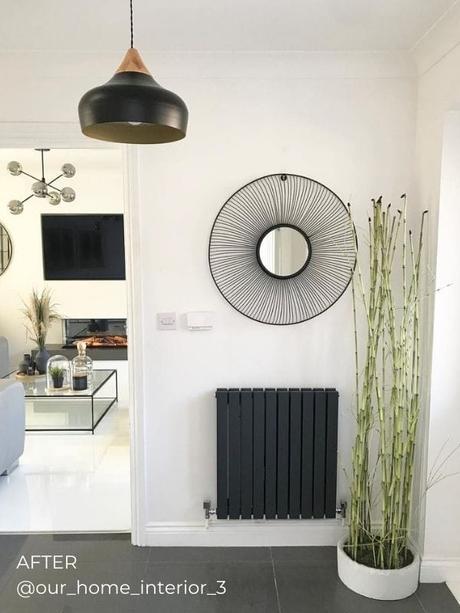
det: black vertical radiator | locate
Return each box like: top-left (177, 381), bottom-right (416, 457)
top-left (216, 388), bottom-right (339, 520)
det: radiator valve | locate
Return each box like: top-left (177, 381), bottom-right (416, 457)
top-left (203, 501), bottom-right (217, 520)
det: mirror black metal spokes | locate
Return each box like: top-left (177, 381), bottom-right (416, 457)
top-left (209, 173), bottom-right (356, 325)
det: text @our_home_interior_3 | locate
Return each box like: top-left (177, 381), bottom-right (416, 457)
top-left (14, 554), bottom-right (228, 600)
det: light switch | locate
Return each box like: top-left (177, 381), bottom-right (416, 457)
top-left (157, 312), bottom-right (177, 330)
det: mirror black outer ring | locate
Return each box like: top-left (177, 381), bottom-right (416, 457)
top-left (208, 173), bottom-right (357, 326)
top-left (256, 223), bottom-right (312, 280)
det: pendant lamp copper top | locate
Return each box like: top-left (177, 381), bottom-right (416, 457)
top-left (78, 1), bottom-right (188, 145)
top-left (115, 48), bottom-right (151, 75)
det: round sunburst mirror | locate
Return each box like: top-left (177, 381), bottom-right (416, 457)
top-left (209, 173), bottom-right (356, 325)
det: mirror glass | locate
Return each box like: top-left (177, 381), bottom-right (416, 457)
top-left (0, 223), bottom-right (12, 276)
top-left (258, 225), bottom-right (310, 278)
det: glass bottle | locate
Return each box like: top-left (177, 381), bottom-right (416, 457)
top-left (71, 342), bottom-right (93, 391)
top-left (18, 353), bottom-right (31, 374)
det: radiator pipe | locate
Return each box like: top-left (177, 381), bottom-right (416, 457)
top-left (203, 500), bottom-right (347, 521)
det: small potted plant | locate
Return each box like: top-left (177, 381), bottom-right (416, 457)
top-left (46, 355), bottom-right (70, 391)
top-left (49, 366), bottom-right (65, 389)
top-left (22, 288), bottom-right (60, 374)
top-left (338, 197), bottom-right (427, 600)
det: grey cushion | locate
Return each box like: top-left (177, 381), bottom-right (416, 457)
top-left (0, 380), bottom-right (25, 475)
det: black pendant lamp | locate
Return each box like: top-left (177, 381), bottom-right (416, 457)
top-left (78, 0), bottom-right (188, 144)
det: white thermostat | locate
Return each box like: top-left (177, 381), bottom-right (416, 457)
top-left (186, 311), bottom-right (214, 331)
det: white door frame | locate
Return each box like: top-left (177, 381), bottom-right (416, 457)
top-left (0, 121), bottom-right (145, 544)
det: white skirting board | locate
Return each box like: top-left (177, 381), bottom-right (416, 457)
top-left (137, 523), bottom-right (460, 586)
top-left (139, 519), bottom-right (347, 547)
top-left (420, 558), bottom-right (460, 583)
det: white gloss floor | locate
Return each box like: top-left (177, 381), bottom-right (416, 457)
top-left (0, 403), bottom-right (130, 533)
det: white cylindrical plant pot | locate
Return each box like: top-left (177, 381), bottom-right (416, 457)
top-left (337, 536), bottom-right (420, 601)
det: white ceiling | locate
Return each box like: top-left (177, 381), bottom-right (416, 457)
top-left (0, 0), bottom-right (456, 52)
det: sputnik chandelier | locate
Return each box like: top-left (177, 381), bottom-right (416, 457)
top-left (7, 148), bottom-right (76, 215)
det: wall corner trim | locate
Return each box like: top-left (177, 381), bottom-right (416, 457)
top-left (412, 2), bottom-right (460, 76)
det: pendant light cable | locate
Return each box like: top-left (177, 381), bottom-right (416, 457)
top-left (130, 0), bottom-right (134, 48)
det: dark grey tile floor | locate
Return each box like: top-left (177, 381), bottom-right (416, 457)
top-left (0, 534), bottom-right (458, 612)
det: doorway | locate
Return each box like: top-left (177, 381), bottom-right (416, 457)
top-left (0, 132), bottom-right (140, 535)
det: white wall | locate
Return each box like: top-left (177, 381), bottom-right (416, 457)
top-left (0, 30), bottom-right (457, 567)
top-left (0, 49), bottom-right (421, 546)
top-left (413, 11), bottom-right (460, 578)
top-left (0, 148), bottom-right (126, 367)
top-left (132, 52), bottom-right (417, 542)
top-left (422, 113), bottom-right (460, 579)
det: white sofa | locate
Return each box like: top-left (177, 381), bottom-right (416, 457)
top-left (0, 337), bottom-right (25, 475)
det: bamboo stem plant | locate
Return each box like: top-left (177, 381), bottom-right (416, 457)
top-left (346, 196), bottom-right (427, 570)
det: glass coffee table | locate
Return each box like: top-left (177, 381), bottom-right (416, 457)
top-left (3, 369), bottom-right (118, 433)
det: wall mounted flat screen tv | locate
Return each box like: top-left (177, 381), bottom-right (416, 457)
top-left (41, 214), bottom-right (126, 280)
